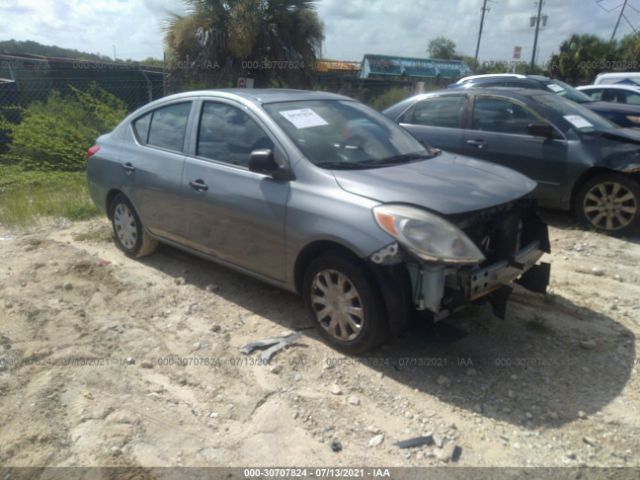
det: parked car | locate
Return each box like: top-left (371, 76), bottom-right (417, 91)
top-left (383, 88), bottom-right (640, 235)
top-left (594, 72), bottom-right (640, 86)
top-left (577, 84), bottom-right (640, 106)
top-left (87, 89), bottom-right (550, 353)
top-left (449, 74), bottom-right (640, 128)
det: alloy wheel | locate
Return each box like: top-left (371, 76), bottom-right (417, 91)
top-left (310, 269), bottom-right (365, 342)
top-left (113, 203), bottom-right (138, 250)
top-left (582, 181), bottom-right (638, 231)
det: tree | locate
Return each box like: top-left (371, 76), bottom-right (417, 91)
top-left (164, 0), bottom-right (324, 89)
top-left (427, 37), bottom-right (458, 60)
top-left (546, 34), bottom-right (616, 85)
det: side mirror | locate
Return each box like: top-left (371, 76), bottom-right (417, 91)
top-left (248, 149), bottom-right (291, 180)
top-left (527, 123), bottom-right (556, 139)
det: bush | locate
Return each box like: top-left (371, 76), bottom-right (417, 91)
top-left (368, 87), bottom-right (413, 111)
top-left (0, 84), bottom-right (127, 171)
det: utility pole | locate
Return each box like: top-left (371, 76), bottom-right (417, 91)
top-left (530, 0), bottom-right (544, 71)
top-left (611, 0), bottom-right (629, 41)
top-left (474, 0), bottom-right (489, 63)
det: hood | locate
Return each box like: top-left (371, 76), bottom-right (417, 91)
top-left (332, 153), bottom-right (537, 216)
top-left (587, 101), bottom-right (640, 115)
top-left (599, 127), bottom-right (640, 145)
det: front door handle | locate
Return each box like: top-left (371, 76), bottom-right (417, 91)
top-left (466, 139), bottom-right (486, 149)
top-left (121, 162), bottom-right (135, 173)
top-left (189, 179), bottom-right (209, 191)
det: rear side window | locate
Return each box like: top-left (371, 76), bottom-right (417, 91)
top-left (133, 113), bottom-right (152, 144)
top-left (583, 88), bottom-right (604, 101)
top-left (147, 102), bottom-right (192, 152)
top-left (407, 96), bottom-right (465, 128)
top-left (197, 102), bottom-right (273, 167)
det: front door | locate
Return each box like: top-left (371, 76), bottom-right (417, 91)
top-left (463, 94), bottom-right (569, 207)
top-left (182, 100), bottom-right (289, 281)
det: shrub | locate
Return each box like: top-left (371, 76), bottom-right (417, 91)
top-left (368, 87), bottom-right (413, 111)
top-left (0, 84), bottom-right (127, 171)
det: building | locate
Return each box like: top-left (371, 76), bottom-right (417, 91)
top-left (359, 54), bottom-right (472, 81)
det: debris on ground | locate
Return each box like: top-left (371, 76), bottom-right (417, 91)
top-left (240, 332), bottom-right (302, 363)
top-left (394, 434), bottom-right (434, 449)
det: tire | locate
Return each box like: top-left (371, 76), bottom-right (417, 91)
top-left (109, 194), bottom-right (158, 258)
top-left (576, 173), bottom-right (640, 236)
top-left (302, 253), bottom-right (389, 354)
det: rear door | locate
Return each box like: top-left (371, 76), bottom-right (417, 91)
top-left (181, 99), bottom-right (289, 281)
top-left (398, 94), bottom-right (467, 153)
top-left (120, 101), bottom-right (194, 243)
top-left (462, 94), bottom-right (569, 207)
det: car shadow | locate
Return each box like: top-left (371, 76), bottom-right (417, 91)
top-left (539, 208), bottom-right (640, 244)
top-left (139, 243), bottom-right (636, 430)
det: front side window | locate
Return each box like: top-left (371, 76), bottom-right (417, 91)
top-left (472, 96), bottom-right (542, 135)
top-left (532, 92), bottom-right (614, 133)
top-left (197, 102), bottom-right (274, 167)
top-left (408, 96), bottom-right (465, 128)
top-left (264, 99), bottom-right (431, 169)
top-left (147, 102), bottom-right (192, 152)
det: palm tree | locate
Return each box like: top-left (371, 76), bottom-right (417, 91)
top-left (164, 0), bottom-right (324, 90)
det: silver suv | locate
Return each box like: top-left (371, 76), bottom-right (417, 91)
top-left (87, 89), bottom-right (550, 353)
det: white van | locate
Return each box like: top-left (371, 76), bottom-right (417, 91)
top-left (594, 72), bottom-right (640, 85)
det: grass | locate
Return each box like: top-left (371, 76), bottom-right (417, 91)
top-left (0, 164), bottom-right (100, 226)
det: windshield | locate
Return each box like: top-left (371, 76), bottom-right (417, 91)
top-left (264, 99), bottom-right (432, 169)
top-left (532, 92), bottom-right (616, 133)
top-left (544, 80), bottom-right (593, 103)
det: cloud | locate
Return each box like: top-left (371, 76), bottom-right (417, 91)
top-left (0, 0), bottom-right (637, 64)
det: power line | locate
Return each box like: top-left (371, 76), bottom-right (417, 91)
top-left (612, 0), bottom-right (630, 40)
top-left (597, 0), bottom-right (640, 38)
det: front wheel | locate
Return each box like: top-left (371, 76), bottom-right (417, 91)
top-left (302, 253), bottom-right (388, 354)
top-left (576, 174), bottom-right (640, 236)
top-left (110, 194), bottom-right (158, 257)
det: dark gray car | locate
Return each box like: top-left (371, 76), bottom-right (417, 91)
top-left (87, 89), bottom-right (550, 353)
top-left (384, 88), bottom-right (640, 235)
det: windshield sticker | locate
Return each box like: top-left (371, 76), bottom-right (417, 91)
top-left (564, 115), bottom-right (593, 129)
top-left (547, 84), bottom-right (565, 93)
top-left (279, 109), bottom-right (329, 129)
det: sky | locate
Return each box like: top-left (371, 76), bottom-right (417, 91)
top-left (0, 0), bottom-right (638, 64)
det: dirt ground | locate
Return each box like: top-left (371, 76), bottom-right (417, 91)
top-left (0, 213), bottom-right (639, 468)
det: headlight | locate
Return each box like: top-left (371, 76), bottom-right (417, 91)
top-left (373, 204), bottom-right (485, 265)
top-left (626, 115), bottom-right (640, 125)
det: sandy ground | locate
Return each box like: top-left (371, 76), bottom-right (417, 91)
top-left (0, 213), bottom-right (639, 468)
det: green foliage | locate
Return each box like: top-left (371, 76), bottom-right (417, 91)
top-left (0, 39), bottom-right (111, 62)
top-left (546, 33), bottom-right (632, 84)
top-left (368, 87), bottom-right (413, 111)
top-left (1, 84), bottom-right (127, 171)
top-left (164, 0), bottom-right (324, 88)
top-left (427, 37), bottom-right (458, 60)
top-left (0, 164), bottom-right (99, 226)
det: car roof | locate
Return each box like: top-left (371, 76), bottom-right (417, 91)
top-left (152, 88), bottom-right (352, 105)
top-left (423, 87), bottom-right (553, 100)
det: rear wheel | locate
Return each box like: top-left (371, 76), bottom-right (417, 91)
top-left (110, 194), bottom-right (158, 257)
top-left (576, 174), bottom-right (640, 236)
top-left (302, 253), bottom-right (388, 354)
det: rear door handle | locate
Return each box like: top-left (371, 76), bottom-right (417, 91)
top-left (121, 162), bottom-right (135, 173)
top-left (466, 139), bottom-right (486, 149)
top-left (189, 179), bottom-right (209, 191)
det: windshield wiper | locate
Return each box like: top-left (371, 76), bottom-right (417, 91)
top-left (314, 161), bottom-right (374, 170)
top-left (364, 151), bottom-right (438, 166)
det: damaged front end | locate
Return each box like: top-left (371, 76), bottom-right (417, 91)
top-left (370, 199), bottom-right (550, 325)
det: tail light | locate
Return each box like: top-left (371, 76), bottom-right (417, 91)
top-left (85, 144), bottom-right (100, 160)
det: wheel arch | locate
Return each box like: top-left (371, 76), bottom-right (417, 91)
top-left (105, 189), bottom-right (124, 219)
top-left (293, 240), bottom-right (364, 295)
